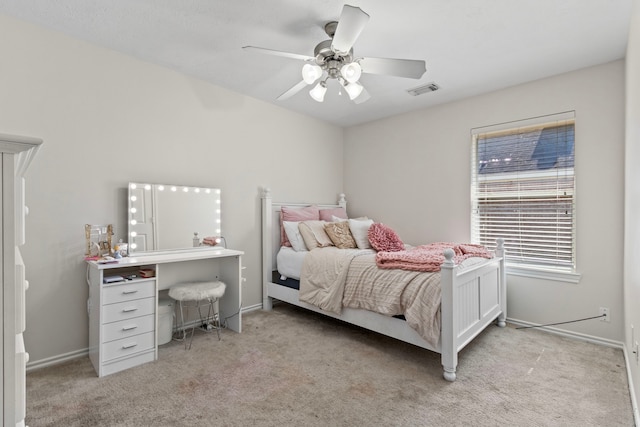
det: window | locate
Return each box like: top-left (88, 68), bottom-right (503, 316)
top-left (471, 112), bottom-right (577, 278)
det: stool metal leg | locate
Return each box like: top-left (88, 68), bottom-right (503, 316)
top-left (176, 299), bottom-right (197, 350)
top-left (194, 298), bottom-right (222, 341)
top-left (202, 297), bottom-right (221, 340)
top-left (212, 298), bottom-right (221, 340)
top-left (197, 301), bottom-right (211, 331)
top-left (187, 300), bottom-right (199, 350)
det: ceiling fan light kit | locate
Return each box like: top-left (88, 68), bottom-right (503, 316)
top-left (244, 4), bottom-right (427, 104)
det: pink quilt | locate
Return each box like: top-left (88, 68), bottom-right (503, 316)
top-left (375, 242), bottom-right (492, 272)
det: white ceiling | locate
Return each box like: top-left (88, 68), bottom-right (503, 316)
top-left (0, 0), bottom-right (632, 127)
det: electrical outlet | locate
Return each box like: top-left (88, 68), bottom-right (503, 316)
top-left (599, 307), bottom-right (610, 322)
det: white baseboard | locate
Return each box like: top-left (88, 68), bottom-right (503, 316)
top-left (622, 343), bottom-right (640, 426)
top-left (507, 317), bottom-right (623, 348)
top-left (26, 305), bottom-right (262, 372)
top-left (27, 348), bottom-right (88, 372)
top-left (241, 302), bottom-right (263, 313)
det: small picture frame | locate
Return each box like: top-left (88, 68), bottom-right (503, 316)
top-left (85, 224), bottom-right (113, 257)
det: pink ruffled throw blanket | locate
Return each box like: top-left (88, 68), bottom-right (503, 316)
top-left (375, 242), bottom-right (492, 272)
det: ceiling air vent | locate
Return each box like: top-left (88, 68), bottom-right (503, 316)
top-left (407, 82), bottom-right (440, 96)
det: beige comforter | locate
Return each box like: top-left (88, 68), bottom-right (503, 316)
top-left (299, 247), bottom-right (442, 347)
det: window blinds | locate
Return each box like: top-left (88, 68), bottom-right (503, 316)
top-left (471, 114), bottom-right (576, 271)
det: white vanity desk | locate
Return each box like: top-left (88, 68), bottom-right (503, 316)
top-left (86, 247), bottom-right (243, 377)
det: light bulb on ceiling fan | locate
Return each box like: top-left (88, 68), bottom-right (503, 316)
top-left (309, 81), bottom-right (327, 102)
top-left (342, 80), bottom-right (364, 100)
top-left (340, 62), bottom-right (362, 83)
top-left (302, 63), bottom-right (323, 84)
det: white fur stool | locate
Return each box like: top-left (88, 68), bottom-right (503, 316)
top-left (168, 281), bottom-right (226, 349)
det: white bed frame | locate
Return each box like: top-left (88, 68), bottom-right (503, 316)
top-left (261, 189), bottom-right (506, 381)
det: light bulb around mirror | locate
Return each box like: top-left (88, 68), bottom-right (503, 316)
top-left (309, 82), bottom-right (327, 102)
top-left (302, 63), bottom-right (322, 84)
top-left (340, 62), bottom-right (362, 83)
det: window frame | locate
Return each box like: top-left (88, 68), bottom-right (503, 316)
top-left (470, 111), bottom-right (581, 283)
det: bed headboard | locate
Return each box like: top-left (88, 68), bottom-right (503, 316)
top-left (261, 188), bottom-right (347, 288)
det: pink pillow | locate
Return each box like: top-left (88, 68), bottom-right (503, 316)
top-left (319, 207), bottom-right (348, 222)
top-left (368, 223), bottom-right (404, 252)
top-left (280, 205), bottom-right (320, 247)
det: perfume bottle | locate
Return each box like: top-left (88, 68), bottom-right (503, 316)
top-left (193, 232), bottom-right (200, 247)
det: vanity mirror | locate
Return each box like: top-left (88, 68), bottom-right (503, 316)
top-left (127, 182), bottom-right (221, 254)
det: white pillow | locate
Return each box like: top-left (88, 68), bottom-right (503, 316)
top-left (283, 221), bottom-right (308, 252)
top-left (348, 218), bottom-right (374, 249)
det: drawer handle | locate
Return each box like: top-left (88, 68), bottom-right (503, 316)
top-left (122, 307), bottom-right (138, 313)
top-left (122, 325), bottom-right (138, 331)
top-left (122, 343), bottom-right (138, 349)
top-left (122, 290), bottom-right (138, 295)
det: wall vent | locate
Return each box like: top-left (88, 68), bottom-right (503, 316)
top-left (407, 82), bottom-right (440, 96)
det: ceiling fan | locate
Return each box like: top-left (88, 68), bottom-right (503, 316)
top-left (243, 4), bottom-right (427, 104)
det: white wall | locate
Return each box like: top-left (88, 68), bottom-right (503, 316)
top-left (345, 60), bottom-right (625, 343)
top-left (0, 9), bottom-right (630, 374)
top-left (624, 0), bottom-right (640, 421)
top-left (0, 14), bottom-right (344, 364)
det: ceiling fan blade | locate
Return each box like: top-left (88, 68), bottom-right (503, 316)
top-left (277, 80), bottom-right (309, 101)
top-left (360, 57), bottom-right (427, 79)
top-left (243, 46), bottom-right (313, 62)
top-left (354, 88), bottom-right (370, 104)
top-left (331, 5), bottom-right (370, 55)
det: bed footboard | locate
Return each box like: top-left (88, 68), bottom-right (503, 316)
top-left (439, 239), bottom-right (506, 381)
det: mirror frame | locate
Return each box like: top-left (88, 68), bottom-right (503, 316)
top-left (127, 182), bottom-right (221, 254)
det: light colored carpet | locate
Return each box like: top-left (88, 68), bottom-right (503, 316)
top-left (27, 303), bottom-right (634, 426)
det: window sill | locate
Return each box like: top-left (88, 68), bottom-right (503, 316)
top-left (506, 265), bottom-right (581, 284)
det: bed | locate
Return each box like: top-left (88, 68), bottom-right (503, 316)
top-left (261, 189), bottom-right (506, 381)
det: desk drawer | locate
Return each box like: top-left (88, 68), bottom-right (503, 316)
top-left (102, 280), bottom-right (155, 305)
top-left (102, 331), bottom-right (155, 362)
top-left (101, 350), bottom-right (155, 376)
top-left (102, 314), bottom-right (155, 343)
top-left (103, 297), bottom-right (155, 323)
